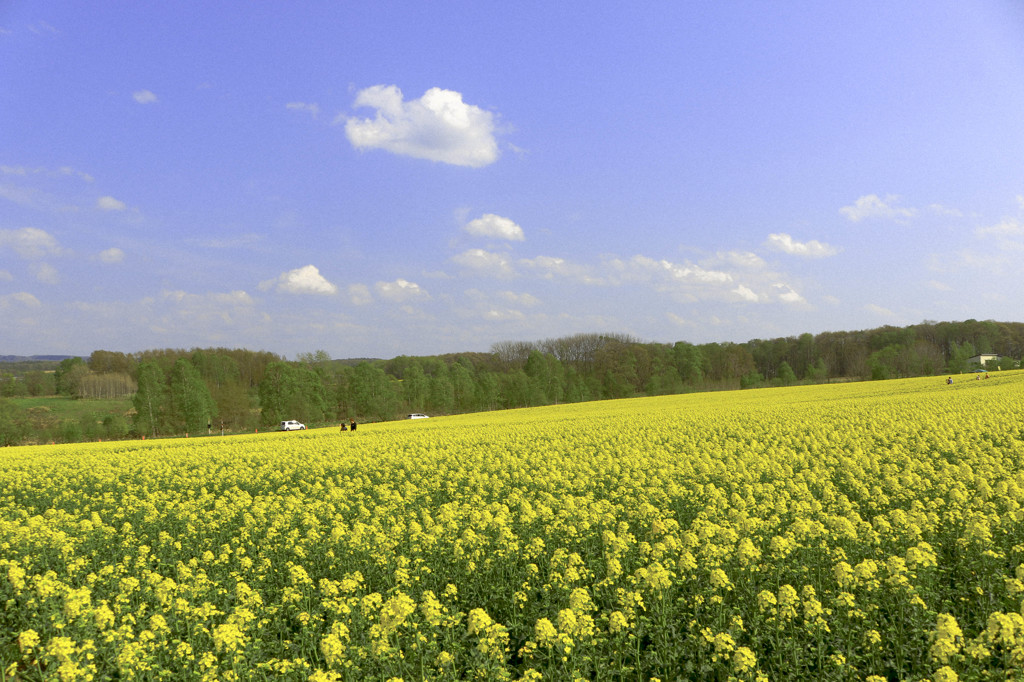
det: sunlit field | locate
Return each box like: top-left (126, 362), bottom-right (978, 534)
top-left (3, 372), bottom-right (1024, 681)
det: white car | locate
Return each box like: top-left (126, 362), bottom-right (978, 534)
top-left (406, 413), bottom-right (430, 419)
top-left (279, 420), bottom-right (306, 431)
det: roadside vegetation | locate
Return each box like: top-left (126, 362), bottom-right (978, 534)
top-left (0, 319), bottom-right (1021, 446)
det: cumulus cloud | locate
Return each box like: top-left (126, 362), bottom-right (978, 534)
top-left (163, 289), bottom-right (254, 307)
top-left (733, 285), bottom-right (759, 302)
top-left (976, 218), bottom-right (1023, 237)
top-left (99, 247), bottom-right (124, 263)
top-left (33, 262), bottom-right (59, 284)
top-left (375, 278), bottom-right (428, 302)
top-left (97, 195), bottom-right (126, 211)
top-left (133, 90), bottom-right (158, 104)
top-left (497, 290), bottom-right (540, 307)
top-left (0, 292), bottom-right (41, 309)
top-left (259, 265), bottom-right (338, 295)
top-left (452, 248), bottom-right (516, 277)
top-left (0, 227), bottom-right (61, 259)
top-left (840, 194), bottom-right (916, 222)
top-left (464, 213), bottom-right (524, 241)
top-left (519, 255), bottom-right (599, 283)
top-left (483, 308), bottom-right (525, 321)
top-left (766, 233), bottom-right (839, 258)
top-left (286, 101), bottom-right (320, 118)
top-left (719, 251), bottom-right (766, 268)
top-left (773, 283), bottom-right (805, 304)
top-left (622, 255), bottom-right (733, 284)
top-left (343, 85), bottom-right (499, 167)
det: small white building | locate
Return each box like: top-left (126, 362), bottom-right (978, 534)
top-left (967, 354), bottom-right (1001, 367)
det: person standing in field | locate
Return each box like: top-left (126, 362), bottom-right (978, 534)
top-left (349, 418), bottom-right (357, 432)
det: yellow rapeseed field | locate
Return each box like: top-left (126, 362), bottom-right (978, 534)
top-left (2, 372), bottom-right (1024, 681)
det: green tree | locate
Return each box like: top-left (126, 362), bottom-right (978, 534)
top-left (133, 362), bottom-right (169, 438)
top-left (595, 341), bottom-right (639, 399)
top-left (401, 362), bottom-right (430, 412)
top-left (473, 371), bottom-right (501, 411)
top-left (868, 345), bottom-right (900, 380)
top-left (102, 414), bottom-right (131, 440)
top-left (55, 357), bottom-right (89, 397)
top-left (347, 362), bottom-right (397, 422)
top-left (0, 398), bottom-right (29, 446)
top-left (740, 371), bottom-right (764, 389)
top-left (671, 339), bottom-right (704, 382)
top-left (499, 370), bottom-right (532, 408)
top-left (0, 373), bottom-right (28, 397)
top-left (259, 361), bottom-right (328, 425)
top-left (777, 361), bottom-right (797, 386)
top-left (24, 370), bottom-right (56, 396)
top-left (524, 350), bottom-right (565, 404)
top-left (428, 363), bottom-right (455, 414)
top-left (947, 341), bottom-right (976, 374)
top-left (169, 358), bottom-right (216, 434)
top-left (805, 358), bottom-right (828, 383)
top-left (450, 359), bottom-right (476, 412)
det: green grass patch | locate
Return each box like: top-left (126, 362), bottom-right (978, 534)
top-left (11, 396), bottom-right (132, 423)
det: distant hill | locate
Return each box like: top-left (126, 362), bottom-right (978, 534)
top-left (0, 355), bottom-right (80, 363)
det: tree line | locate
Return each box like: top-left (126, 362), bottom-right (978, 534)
top-left (1, 319), bottom-right (1021, 445)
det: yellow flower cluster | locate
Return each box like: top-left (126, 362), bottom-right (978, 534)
top-left (1, 370), bottom-right (1023, 680)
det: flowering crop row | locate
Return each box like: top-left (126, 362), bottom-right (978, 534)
top-left (2, 372), bottom-right (1024, 681)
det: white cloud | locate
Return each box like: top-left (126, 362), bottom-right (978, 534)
top-left (97, 195), bottom-right (126, 211)
top-left (0, 292), bottom-right (41, 309)
top-left (0, 227), bottom-right (61, 259)
top-left (483, 308), bottom-right (525, 321)
top-left (976, 218), bottom-right (1023, 237)
top-left (133, 90), bottom-right (158, 104)
top-left (33, 262), bottom-right (59, 284)
top-left (375, 278), bottom-right (428, 302)
top-left (286, 101), bottom-right (320, 118)
top-left (99, 247), bottom-right (124, 263)
top-left (259, 265), bottom-right (338, 295)
top-left (347, 283), bottom-right (372, 305)
top-left (464, 214), bottom-right (524, 241)
top-left (926, 280), bottom-right (952, 291)
top-left (928, 203), bottom-right (963, 217)
top-left (840, 194), bottom-right (916, 222)
top-left (0, 269), bottom-right (12, 281)
top-left (733, 285), bottom-right (759, 302)
top-left (452, 248), bottom-right (516, 277)
top-left (343, 85), bottom-right (499, 167)
top-left (766, 233), bottom-right (839, 258)
top-left (520, 255), bottom-right (599, 283)
top-left (865, 303), bottom-right (897, 318)
top-left (497, 290), bottom-right (540, 307)
top-left (719, 251), bottom-right (767, 268)
top-left (623, 255), bottom-right (732, 284)
top-left (161, 289), bottom-right (254, 307)
top-left (773, 283), bottom-right (805, 304)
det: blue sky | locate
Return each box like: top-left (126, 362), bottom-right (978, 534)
top-left (3, 1), bottom-right (1024, 359)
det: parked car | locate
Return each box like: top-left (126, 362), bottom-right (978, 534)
top-left (406, 413), bottom-right (430, 419)
top-left (279, 420), bottom-right (306, 431)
